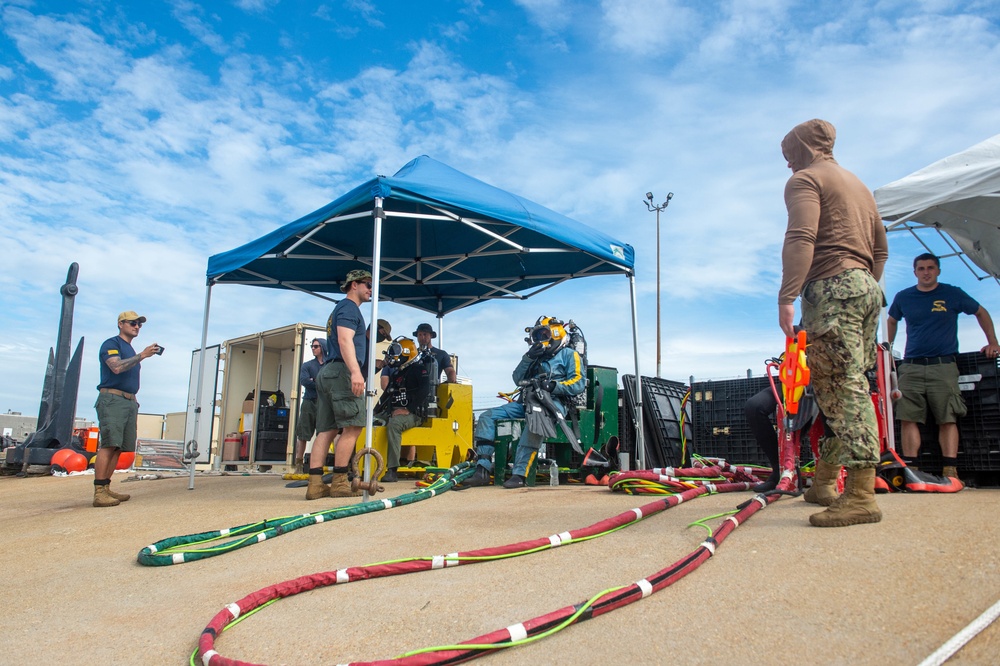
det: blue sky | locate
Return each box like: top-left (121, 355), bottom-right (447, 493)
top-left (2, 0), bottom-right (999, 422)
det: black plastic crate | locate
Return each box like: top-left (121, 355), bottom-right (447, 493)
top-left (258, 406), bottom-right (290, 431)
top-left (620, 376), bottom-right (689, 468)
top-left (256, 430), bottom-right (288, 460)
top-left (957, 352), bottom-right (1000, 392)
top-left (690, 376), bottom-right (772, 467)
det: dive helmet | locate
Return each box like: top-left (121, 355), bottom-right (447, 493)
top-left (385, 336), bottom-right (420, 369)
top-left (525, 316), bottom-right (568, 354)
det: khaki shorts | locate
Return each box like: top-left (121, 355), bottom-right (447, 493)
top-left (315, 362), bottom-right (365, 431)
top-left (95, 392), bottom-right (139, 452)
top-left (295, 398), bottom-right (318, 440)
top-left (895, 362), bottom-right (967, 424)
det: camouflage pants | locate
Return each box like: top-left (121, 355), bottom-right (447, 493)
top-left (800, 269), bottom-right (884, 469)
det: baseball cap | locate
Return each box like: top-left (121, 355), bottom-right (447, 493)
top-left (340, 269), bottom-right (373, 292)
top-left (118, 310), bottom-right (147, 324)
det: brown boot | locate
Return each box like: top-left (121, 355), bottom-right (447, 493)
top-left (93, 485), bottom-right (121, 508)
top-left (809, 467), bottom-right (882, 527)
top-left (105, 485), bottom-right (131, 502)
top-left (305, 474), bottom-right (330, 500)
top-left (942, 465), bottom-right (958, 479)
top-left (804, 459), bottom-right (842, 506)
top-left (329, 472), bottom-right (362, 497)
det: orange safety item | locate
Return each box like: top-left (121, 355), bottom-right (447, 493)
top-left (778, 330), bottom-right (810, 415)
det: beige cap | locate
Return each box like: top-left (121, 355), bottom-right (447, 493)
top-left (117, 310), bottom-right (147, 324)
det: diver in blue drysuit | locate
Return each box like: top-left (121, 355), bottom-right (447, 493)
top-left (465, 316), bottom-right (585, 488)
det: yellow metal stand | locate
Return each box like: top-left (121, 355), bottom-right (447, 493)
top-left (354, 383), bottom-right (474, 477)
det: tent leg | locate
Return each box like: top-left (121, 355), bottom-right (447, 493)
top-left (189, 282), bottom-right (213, 489)
top-left (628, 273), bottom-right (645, 470)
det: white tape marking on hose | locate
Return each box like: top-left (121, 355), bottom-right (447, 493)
top-left (632, 507), bottom-right (643, 520)
top-left (726, 516), bottom-right (740, 528)
top-left (147, 544), bottom-right (157, 554)
top-left (432, 555), bottom-right (445, 569)
top-left (382, 499), bottom-right (392, 509)
top-left (445, 552), bottom-right (460, 567)
top-left (172, 553), bottom-right (185, 565)
top-left (226, 603), bottom-right (241, 620)
top-left (507, 623), bottom-right (528, 642)
top-left (201, 649), bottom-right (218, 665)
top-left (701, 540), bottom-right (716, 555)
top-left (637, 578), bottom-right (653, 598)
top-left (336, 568), bottom-right (349, 583)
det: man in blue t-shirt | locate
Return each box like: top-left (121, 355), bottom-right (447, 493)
top-left (306, 268), bottom-right (372, 500)
top-left (887, 253), bottom-right (1000, 480)
top-left (93, 310), bottom-right (161, 507)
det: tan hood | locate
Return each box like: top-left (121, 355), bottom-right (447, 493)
top-left (781, 119), bottom-right (836, 172)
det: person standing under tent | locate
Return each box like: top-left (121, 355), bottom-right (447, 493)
top-left (398, 322), bottom-right (458, 467)
top-left (306, 268), bottom-right (372, 499)
top-left (293, 338), bottom-right (326, 475)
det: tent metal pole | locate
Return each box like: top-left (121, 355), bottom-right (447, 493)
top-left (190, 282), bottom-right (214, 489)
top-left (361, 197), bottom-right (385, 498)
top-left (437, 297), bottom-right (444, 347)
top-left (628, 273), bottom-right (645, 470)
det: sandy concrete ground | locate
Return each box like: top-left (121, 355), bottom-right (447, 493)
top-left (1, 469), bottom-right (998, 665)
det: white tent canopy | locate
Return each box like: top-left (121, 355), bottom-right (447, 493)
top-left (874, 134), bottom-right (1000, 282)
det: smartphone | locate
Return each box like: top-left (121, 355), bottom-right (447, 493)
top-left (154, 346), bottom-right (165, 355)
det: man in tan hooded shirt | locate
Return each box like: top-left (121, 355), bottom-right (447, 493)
top-left (778, 119), bottom-right (888, 528)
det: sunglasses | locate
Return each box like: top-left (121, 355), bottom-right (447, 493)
top-left (362, 282), bottom-right (373, 288)
top-left (123, 320), bottom-right (143, 327)
top-left (311, 344), bottom-right (322, 349)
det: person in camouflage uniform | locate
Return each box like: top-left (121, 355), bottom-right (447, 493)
top-left (778, 119), bottom-right (888, 528)
top-left (800, 270), bottom-right (883, 467)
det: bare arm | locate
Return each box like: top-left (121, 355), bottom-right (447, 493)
top-left (106, 344), bottom-right (158, 374)
top-left (886, 317), bottom-right (898, 347)
top-left (444, 366), bottom-right (457, 383)
top-left (337, 325), bottom-right (365, 397)
top-left (974, 307), bottom-right (1000, 356)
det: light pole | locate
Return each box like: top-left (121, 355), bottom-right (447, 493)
top-left (644, 191), bottom-right (673, 378)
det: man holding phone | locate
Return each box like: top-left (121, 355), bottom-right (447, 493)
top-left (93, 310), bottom-right (160, 507)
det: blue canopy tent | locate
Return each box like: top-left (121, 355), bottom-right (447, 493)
top-left (187, 157), bottom-right (646, 487)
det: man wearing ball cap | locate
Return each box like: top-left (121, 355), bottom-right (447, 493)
top-left (93, 310), bottom-right (161, 507)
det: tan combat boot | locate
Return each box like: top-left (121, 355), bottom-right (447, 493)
top-left (803, 459), bottom-right (842, 506)
top-left (305, 474), bottom-right (330, 500)
top-left (106, 486), bottom-right (131, 502)
top-left (809, 467), bottom-right (882, 527)
top-left (93, 485), bottom-right (121, 508)
top-left (942, 465), bottom-right (958, 479)
top-left (329, 472), bottom-right (362, 497)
